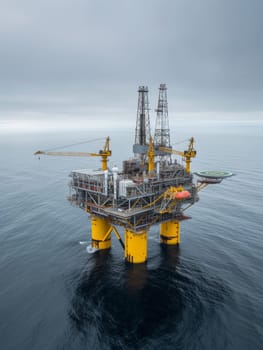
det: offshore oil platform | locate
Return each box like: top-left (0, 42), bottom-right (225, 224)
top-left (35, 84), bottom-right (232, 264)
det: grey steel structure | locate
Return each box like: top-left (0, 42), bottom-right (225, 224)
top-left (68, 163), bottom-right (198, 232)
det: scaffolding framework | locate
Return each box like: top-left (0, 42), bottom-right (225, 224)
top-left (68, 162), bottom-right (197, 232)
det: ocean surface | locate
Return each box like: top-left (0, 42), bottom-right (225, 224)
top-left (0, 121), bottom-right (263, 350)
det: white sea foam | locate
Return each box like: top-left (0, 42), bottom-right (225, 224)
top-left (86, 245), bottom-right (98, 254)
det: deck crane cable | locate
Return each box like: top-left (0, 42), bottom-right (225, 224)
top-left (43, 137), bottom-right (105, 152)
top-left (170, 138), bottom-right (189, 147)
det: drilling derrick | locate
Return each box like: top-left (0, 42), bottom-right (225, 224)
top-left (133, 86), bottom-right (151, 160)
top-left (154, 84), bottom-right (171, 149)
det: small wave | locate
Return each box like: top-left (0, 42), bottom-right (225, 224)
top-left (79, 241), bottom-right (89, 245)
top-left (148, 236), bottom-right (160, 243)
top-left (86, 245), bottom-right (98, 254)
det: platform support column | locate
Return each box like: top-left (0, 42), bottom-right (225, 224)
top-left (160, 220), bottom-right (180, 245)
top-left (125, 229), bottom-right (148, 264)
top-left (91, 216), bottom-right (111, 250)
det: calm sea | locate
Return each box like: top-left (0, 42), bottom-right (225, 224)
top-left (0, 121), bottom-right (262, 350)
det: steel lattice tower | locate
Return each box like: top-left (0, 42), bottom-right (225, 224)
top-left (154, 84), bottom-right (170, 148)
top-left (133, 86), bottom-right (151, 158)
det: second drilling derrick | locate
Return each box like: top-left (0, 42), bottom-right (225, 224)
top-left (154, 84), bottom-right (171, 149)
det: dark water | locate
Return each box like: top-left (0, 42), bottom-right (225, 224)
top-left (0, 123), bottom-right (263, 350)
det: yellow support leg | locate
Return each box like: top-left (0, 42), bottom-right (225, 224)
top-left (125, 229), bottom-right (148, 264)
top-left (160, 220), bottom-right (180, 245)
top-left (91, 216), bottom-right (111, 250)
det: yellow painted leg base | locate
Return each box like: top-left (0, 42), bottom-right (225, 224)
top-left (160, 236), bottom-right (180, 245)
top-left (91, 216), bottom-right (111, 250)
top-left (160, 220), bottom-right (180, 245)
top-left (125, 229), bottom-right (148, 264)
top-left (92, 239), bottom-right (111, 250)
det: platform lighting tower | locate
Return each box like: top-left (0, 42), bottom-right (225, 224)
top-left (133, 86), bottom-right (151, 160)
top-left (154, 84), bottom-right (171, 149)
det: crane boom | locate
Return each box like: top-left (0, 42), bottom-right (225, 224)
top-left (34, 151), bottom-right (99, 157)
top-left (34, 137), bottom-right (111, 171)
top-left (159, 137), bottom-right (196, 173)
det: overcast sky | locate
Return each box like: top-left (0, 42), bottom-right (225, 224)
top-left (0, 0), bottom-right (263, 129)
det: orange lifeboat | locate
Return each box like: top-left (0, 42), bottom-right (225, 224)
top-left (174, 190), bottom-right (191, 200)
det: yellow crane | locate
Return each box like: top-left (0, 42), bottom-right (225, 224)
top-left (34, 137), bottom-right (111, 171)
top-left (159, 137), bottom-right (196, 173)
top-left (147, 136), bottom-right (155, 174)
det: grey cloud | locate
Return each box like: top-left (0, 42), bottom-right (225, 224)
top-left (0, 0), bottom-right (262, 115)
